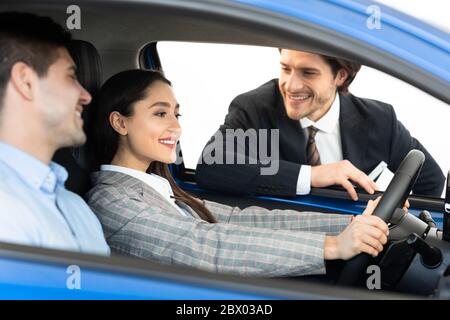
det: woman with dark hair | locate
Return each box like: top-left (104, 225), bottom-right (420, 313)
top-left (86, 69), bottom-right (388, 277)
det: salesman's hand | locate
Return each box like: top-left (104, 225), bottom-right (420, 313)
top-left (324, 198), bottom-right (388, 260)
top-left (310, 160), bottom-right (378, 201)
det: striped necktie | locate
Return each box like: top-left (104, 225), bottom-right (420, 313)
top-left (307, 126), bottom-right (321, 166)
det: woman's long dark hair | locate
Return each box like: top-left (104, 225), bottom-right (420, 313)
top-left (88, 69), bottom-right (217, 223)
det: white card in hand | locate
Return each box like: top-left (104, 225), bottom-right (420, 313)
top-left (375, 167), bottom-right (394, 191)
top-left (368, 161), bottom-right (388, 181)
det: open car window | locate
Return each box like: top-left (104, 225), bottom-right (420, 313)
top-left (157, 42), bottom-right (280, 172)
top-left (157, 41), bottom-right (450, 198)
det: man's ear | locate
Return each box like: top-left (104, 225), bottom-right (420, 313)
top-left (335, 68), bottom-right (349, 87)
top-left (9, 62), bottom-right (37, 101)
top-left (109, 111), bottom-right (128, 135)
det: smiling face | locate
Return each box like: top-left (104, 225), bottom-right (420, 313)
top-left (36, 48), bottom-right (92, 148)
top-left (110, 80), bottom-right (182, 171)
top-left (278, 49), bottom-right (347, 122)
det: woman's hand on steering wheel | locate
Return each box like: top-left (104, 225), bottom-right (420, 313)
top-left (324, 197), bottom-right (388, 260)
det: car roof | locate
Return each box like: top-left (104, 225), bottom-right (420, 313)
top-left (2, 0), bottom-right (449, 103)
top-left (233, 0), bottom-right (450, 83)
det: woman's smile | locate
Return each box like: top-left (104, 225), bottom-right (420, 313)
top-left (159, 137), bottom-right (177, 149)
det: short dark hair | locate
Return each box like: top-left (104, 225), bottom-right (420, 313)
top-left (278, 48), bottom-right (361, 94)
top-left (0, 12), bottom-right (72, 107)
top-left (321, 55), bottom-right (361, 95)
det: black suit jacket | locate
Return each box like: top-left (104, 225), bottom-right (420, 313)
top-left (196, 79), bottom-right (445, 197)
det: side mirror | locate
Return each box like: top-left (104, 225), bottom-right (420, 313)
top-left (443, 171), bottom-right (450, 242)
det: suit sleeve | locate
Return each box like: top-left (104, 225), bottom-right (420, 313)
top-left (196, 97), bottom-right (301, 196)
top-left (91, 188), bottom-right (328, 277)
top-left (387, 107), bottom-right (445, 197)
top-left (203, 199), bottom-right (350, 235)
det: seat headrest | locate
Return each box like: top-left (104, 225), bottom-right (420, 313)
top-left (65, 39), bottom-right (103, 170)
top-left (67, 39), bottom-right (103, 98)
top-left (53, 39), bottom-right (103, 196)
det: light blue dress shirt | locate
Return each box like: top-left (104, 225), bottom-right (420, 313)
top-left (0, 143), bottom-right (110, 255)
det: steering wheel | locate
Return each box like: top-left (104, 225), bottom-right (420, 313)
top-left (337, 149), bottom-right (425, 286)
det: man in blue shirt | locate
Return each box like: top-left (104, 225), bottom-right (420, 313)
top-left (0, 12), bottom-right (109, 255)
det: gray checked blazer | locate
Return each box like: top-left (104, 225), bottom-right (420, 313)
top-left (86, 170), bottom-right (351, 277)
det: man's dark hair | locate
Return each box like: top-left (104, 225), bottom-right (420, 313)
top-left (0, 12), bottom-right (72, 107)
top-left (278, 48), bottom-right (361, 94)
top-left (321, 55), bottom-right (361, 95)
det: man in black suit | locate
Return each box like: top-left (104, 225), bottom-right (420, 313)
top-left (196, 49), bottom-right (445, 199)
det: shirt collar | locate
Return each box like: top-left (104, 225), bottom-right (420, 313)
top-left (0, 143), bottom-right (68, 193)
top-left (100, 164), bottom-right (174, 200)
top-left (300, 92), bottom-right (340, 134)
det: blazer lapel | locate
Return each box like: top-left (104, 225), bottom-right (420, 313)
top-left (339, 94), bottom-right (369, 170)
top-left (139, 182), bottom-right (195, 218)
top-left (174, 199), bottom-right (200, 219)
top-left (92, 170), bottom-right (200, 219)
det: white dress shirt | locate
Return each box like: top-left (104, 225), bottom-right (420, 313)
top-left (296, 93), bottom-right (344, 194)
top-left (100, 164), bottom-right (191, 218)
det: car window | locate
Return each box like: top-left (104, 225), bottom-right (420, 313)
top-left (157, 42), bottom-right (280, 171)
top-left (157, 41), bottom-right (450, 198)
top-left (350, 66), bottom-right (449, 197)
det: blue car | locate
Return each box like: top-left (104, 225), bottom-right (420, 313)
top-left (0, 0), bottom-right (449, 299)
